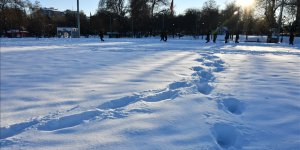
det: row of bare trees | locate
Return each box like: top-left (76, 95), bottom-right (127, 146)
top-left (255, 0), bottom-right (298, 40)
top-left (0, 0), bottom-right (299, 37)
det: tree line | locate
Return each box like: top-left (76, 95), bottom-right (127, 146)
top-left (0, 0), bottom-right (299, 37)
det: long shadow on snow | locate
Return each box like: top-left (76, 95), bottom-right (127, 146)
top-left (0, 52), bottom-right (226, 139)
top-left (37, 79), bottom-right (195, 132)
top-left (1, 43), bottom-right (171, 103)
top-left (133, 53), bottom-right (195, 79)
top-left (0, 79), bottom-right (193, 138)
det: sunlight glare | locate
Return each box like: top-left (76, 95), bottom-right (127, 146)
top-left (236, 0), bottom-right (255, 8)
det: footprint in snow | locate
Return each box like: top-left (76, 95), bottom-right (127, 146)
top-left (0, 120), bottom-right (39, 139)
top-left (218, 98), bottom-right (245, 115)
top-left (168, 81), bottom-right (192, 90)
top-left (211, 123), bottom-right (241, 149)
top-left (195, 82), bottom-right (214, 95)
top-left (195, 58), bottom-right (205, 62)
top-left (37, 110), bottom-right (102, 131)
top-left (98, 95), bottom-right (141, 110)
top-left (143, 89), bottom-right (180, 102)
top-left (193, 70), bottom-right (215, 82)
top-left (202, 54), bottom-right (220, 60)
top-left (191, 66), bottom-right (204, 72)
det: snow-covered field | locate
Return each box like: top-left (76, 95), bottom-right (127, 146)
top-left (1, 37), bottom-right (299, 149)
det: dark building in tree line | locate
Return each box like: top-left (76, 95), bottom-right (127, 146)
top-left (39, 7), bottom-right (78, 18)
top-left (40, 7), bottom-right (65, 18)
top-left (5, 29), bottom-right (29, 38)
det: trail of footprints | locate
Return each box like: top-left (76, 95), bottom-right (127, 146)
top-left (1, 53), bottom-right (246, 149)
top-left (197, 54), bottom-right (246, 149)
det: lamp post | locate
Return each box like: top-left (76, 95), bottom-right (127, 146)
top-left (159, 9), bottom-right (167, 31)
top-left (162, 14), bottom-right (165, 30)
top-left (195, 20), bottom-right (198, 38)
top-left (277, 0), bottom-right (285, 43)
top-left (243, 8), bottom-right (251, 41)
top-left (281, 16), bottom-right (286, 43)
top-left (202, 22), bottom-right (204, 39)
top-left (110, 15), bottom-right (112, 33)
top-left (131, 17), bottom-right (134, 38)
top-left (77, 0), bottom-right (80, 38)
top-left (172, 23), bottom-right (175, 38)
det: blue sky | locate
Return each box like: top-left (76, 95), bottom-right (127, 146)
top-left (31, 0), bottom-right (231, 15)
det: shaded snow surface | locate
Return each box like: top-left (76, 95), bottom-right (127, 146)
top-left (1, 37), bottom-right (300, 149)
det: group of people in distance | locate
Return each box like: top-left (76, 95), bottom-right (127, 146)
top-left (204, 30), bottom-right (295, 45)
top-left (205, 30), bottom-right (240, 44)
top-left (98, 30), bottom-right (295, 45)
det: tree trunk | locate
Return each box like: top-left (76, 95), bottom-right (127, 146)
top-left (297, 0), bottom-right (300, 34)
top-left (265, 0), bottom-right (277, 42)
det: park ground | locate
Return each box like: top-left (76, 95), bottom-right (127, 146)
top-left (0, 37), bottom-right (300, 149)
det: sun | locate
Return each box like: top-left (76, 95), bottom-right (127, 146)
top-left (236, 0), bottom-right (255, 8)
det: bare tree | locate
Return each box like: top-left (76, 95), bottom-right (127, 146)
top-left (148, 0), bottom-right (169, 18)
top-left (200, 0), bottom-right (220, 32)
top-left (183, 9), bottom-right (201, 35)
top-left (98, 0), bottom-right (127, 16)
top-left (256, 0), bottom-right (298, 38)
top-left (130, 0), bottom-right (150, 34)
top-left (283, 0), bottom-right (298, 32)
top-left (220, 2), bottom-right (241, 33)
top-left (0, 0), bottom-right (29, 34)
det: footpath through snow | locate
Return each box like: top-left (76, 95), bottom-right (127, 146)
top-left (0, 38), bottom-right (300, 149)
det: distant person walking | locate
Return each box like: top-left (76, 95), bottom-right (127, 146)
top-left (213, 32), bottom-right (217, 43)
top-left (160, 31), bottom-right (164, 41)
top-left (164, 31), bottom-right (168, 42)
top-left (99, 31), bottom-right (104, 42)
top-left (206, 31), bottom-right (210, 43)
top-left (235, 31), bottom-right (239, 43)
top-left (225, 31), bottom-right (229, 43)
top-left (289, 32), bottom-right (294, 45)
top-left (160, 31), bottom-right (167, 42)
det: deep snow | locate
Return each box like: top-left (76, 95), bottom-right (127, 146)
top-left (0, 37), bottom-right (299, 149)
